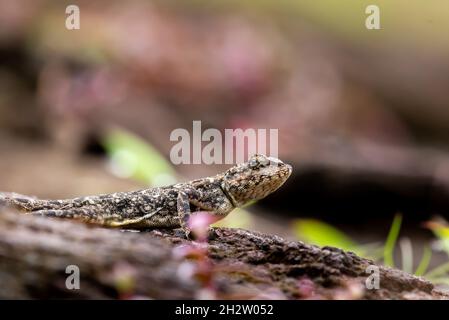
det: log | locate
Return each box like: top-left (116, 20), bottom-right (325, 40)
top-left (0, 206), bottom-right (447, 300)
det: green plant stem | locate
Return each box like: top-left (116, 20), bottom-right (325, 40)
top-left (383, 213), bottom-right (402, 268)
top-left (414, 246), bottom-right (432, 276)
top-left (425, 261), bottom-right (449, 279)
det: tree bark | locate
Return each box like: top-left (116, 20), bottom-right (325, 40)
top-left (0, 206), bottom-right (447, 300)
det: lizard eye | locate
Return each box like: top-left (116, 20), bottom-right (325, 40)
top-left (249, 158), bottom-right (258, 168)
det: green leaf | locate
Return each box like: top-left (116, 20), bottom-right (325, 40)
top-left (383, 213), bottom-right (402, 268)
top-left (102, 128), bottom-right (176, 186)
top-left (415, 246), bottom-right (432, 276)
top-left (424, 261), bottom-right (449, 280)
top-left (357, 243), bottom-right (384, 261)
top-left (293, 219), bottom-right (357, 252)
top-left (399, 237), bottom-right (413, 274)
top-left (425, 277), bottom-right (449, 285)
top-left (425, 220), bottom-right (449, 256)
top-left (212, 207), bottom-right (253, 229)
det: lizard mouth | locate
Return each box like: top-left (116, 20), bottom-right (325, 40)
top-left (285, 164), bottom-right (293, 177)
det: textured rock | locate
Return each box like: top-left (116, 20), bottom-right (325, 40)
top-left (0, 207), bottom-right (446, 299)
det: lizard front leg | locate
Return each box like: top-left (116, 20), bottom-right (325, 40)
top-left (177, 189), bottom-right (197, 239)
top-left (177, 187), bottom-right (234, 239)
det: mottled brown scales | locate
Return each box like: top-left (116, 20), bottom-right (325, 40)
top-left (1, 154), bottom-right (292, 237)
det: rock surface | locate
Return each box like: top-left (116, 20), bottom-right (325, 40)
top-left (0, 207), bottom-right (447, 299)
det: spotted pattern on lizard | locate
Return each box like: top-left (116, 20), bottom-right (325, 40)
top-left (0, 154), bottom-right (292, 238)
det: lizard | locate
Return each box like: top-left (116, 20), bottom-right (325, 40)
top-left (0, 154), bottom-right (292, 238)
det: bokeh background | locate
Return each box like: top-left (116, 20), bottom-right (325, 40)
top-left (1, 0), bottom-right (449, 285)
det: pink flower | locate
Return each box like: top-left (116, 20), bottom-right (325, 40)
top-left (187, 211), bottom-right (221, 241)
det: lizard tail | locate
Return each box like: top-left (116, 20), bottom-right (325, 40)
top-left (0, 192), bottom-right (70, 212)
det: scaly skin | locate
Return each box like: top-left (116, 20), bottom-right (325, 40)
top-left (1, 154), bottom-right (292, 237)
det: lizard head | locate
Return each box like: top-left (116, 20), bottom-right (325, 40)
top-left (221, 154), bottom-right (292, 207)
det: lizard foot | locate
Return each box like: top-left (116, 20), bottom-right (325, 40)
top-left (207, 227), bottom-right (217, 241)
top-left (173, 228), bottom-right (193, 240)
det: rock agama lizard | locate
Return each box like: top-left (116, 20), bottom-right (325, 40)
top-left (0, 154), bottom-right (292, 237)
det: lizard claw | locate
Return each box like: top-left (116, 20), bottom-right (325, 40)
top-left (176, 227), bottom-right (193, 240)
top-left (207, 227), bottom-right (217, 240)
top-left (184, 228), bottom-right (192, 240)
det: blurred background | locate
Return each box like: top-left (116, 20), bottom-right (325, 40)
top-left (1, 0), bottom-right (449, 285)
